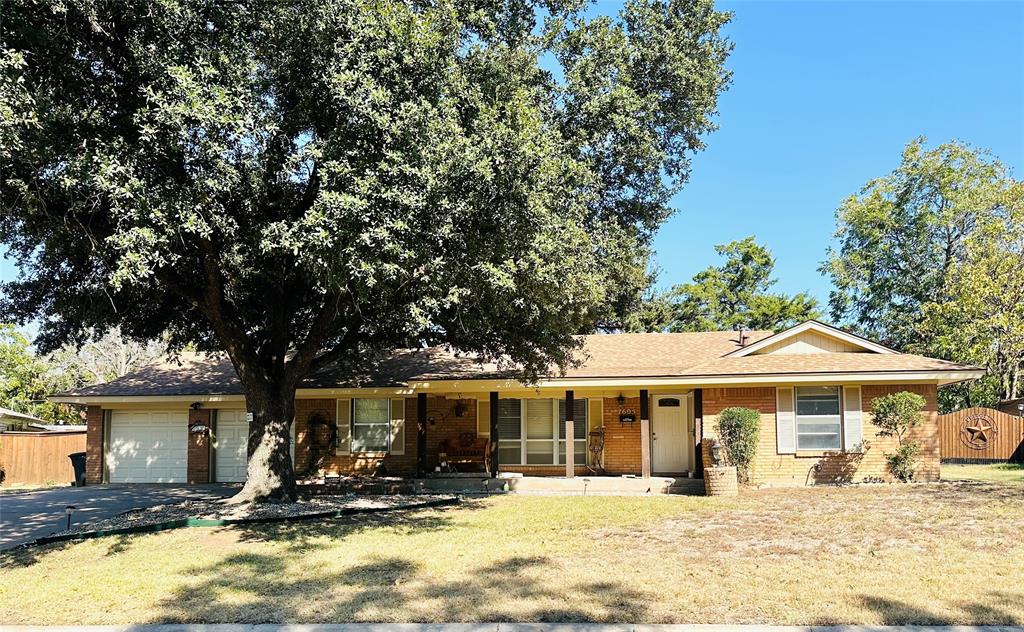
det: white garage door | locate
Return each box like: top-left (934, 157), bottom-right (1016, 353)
top-left (214, 410), bottom-right (248, 482)
top-left (107, 411), bottom-right (188, 483)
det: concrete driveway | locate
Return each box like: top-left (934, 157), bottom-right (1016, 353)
top-left (0, 484), bottom-right (238, 550)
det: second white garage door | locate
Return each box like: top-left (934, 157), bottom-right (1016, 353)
top-left (107, 411), bottom-right (188, 483)
top-left (214, 410), bottom-right (249, 482)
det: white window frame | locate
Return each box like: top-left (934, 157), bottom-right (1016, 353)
top-left (351, 398), bottom-right (391, 453)
top-left (794, 386), bottom-right (843, 451)
top-left (496, 398), bottom-right (588, 465)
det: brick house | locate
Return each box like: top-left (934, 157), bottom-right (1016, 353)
top-left (57, 321), bottom-right (982, 488)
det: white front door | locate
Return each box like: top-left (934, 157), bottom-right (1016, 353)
top-left (214, 410), bottom-right (249, 482)
top-left (107, 411), bottom-right (188, 483)
top-left (652, 394), bottom-right (690, 474)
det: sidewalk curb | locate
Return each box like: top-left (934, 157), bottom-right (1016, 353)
top-left (3, 625), bottom-right (1024, 632)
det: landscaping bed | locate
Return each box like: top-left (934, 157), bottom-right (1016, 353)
top-left (49, 493), bottom-right (457, 538)
top-left (297, 474), bottom-right (418, 495)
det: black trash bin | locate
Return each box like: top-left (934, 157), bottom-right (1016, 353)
top-left (69, 452), bottom-right (87, 487)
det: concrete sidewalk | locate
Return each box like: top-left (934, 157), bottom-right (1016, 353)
top-left (2, 625), bottom-right (1023, 632)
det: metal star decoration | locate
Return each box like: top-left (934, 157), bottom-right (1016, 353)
top-left (964, 420), bottom-right (994, 444)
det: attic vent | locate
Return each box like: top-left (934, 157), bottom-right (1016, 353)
top-left (738, 325), bottom-right (747, 347)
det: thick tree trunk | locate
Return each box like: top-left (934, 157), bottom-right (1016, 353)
top-left (228, 384), bottom-right (298, 504)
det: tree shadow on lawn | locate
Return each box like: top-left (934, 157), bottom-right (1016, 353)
top-left (0, 538), bottom-right (74, 568)
top-left (860, 594), bottom-right (1023, 625)
top-left (153, 534), bottom-right (651, 623)
top-left (0, 496), bottom-right (477, 569)
top-left (232, 499), bottom-right (484, 553)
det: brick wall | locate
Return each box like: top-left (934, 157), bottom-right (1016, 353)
top-left (421, 396), bottom-right (479, 472)
top-left (499, 464), bottom-right (591, 476)
top-left (701, 384), bottom-right (939, 486)
top-left (187, 409), bottom-right (212, 484)
top-left (864, 384), bottom-right (940, 481)
top-left (602, 396), bottom-right (642, 475)
top-left (293, 396), bottom-right (477, 477)
top-left (85, 405), bottom-right (104, 484)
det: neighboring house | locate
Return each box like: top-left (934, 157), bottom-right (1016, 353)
top-left (0, 407), bottom-right (52, 433)
top-left (52, 321), bottom-right (983, 487)
top-left (998, 398), bottom-right (1024, 417)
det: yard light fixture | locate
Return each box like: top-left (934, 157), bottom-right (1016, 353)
top-left (1017, 403), bottom-right (1023, 417)
top-left (65, 505), bottom-right (76, 531)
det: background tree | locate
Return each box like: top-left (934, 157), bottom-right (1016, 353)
top-left (0, 325), bottom-right (84, 424)
top-left (0, 0), bottom-right (732, 501)
top-left (649, 236), bottom-right (820, 332)
top-left (49, 328), bottom-right (167, 386)
top-left (920, 183), bottom-right (1024, 409)
top-left (823, 138), bottom-right (1019, 411)
top-left (822, 138), bottom-right (1013, 350)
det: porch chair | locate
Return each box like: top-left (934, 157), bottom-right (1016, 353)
top-left (587, 426), bottom-right (605, 474)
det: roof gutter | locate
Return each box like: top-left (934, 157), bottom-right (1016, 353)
top-left (51, 369), bottom-right (986, 405)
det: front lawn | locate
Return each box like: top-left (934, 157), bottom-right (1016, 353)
top-left (942, 462), bottom-right (1024, 484)
top-left (2, 483), bottom-right (1023, 625)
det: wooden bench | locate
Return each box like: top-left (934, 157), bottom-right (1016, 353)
top-left (439, 434), bottom-right (491, 473)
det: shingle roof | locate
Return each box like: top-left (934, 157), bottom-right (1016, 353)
top-left (559, 330), bottom-right (774, 377)
top-left (55, 326), bottom-right (979, 398)
top-left (686, 352), bottom-right (979, 377)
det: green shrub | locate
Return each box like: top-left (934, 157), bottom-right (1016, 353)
top-left (715, 407), bottom-right (760, 483)
top-left (871, 391), bottom-right (926, 481)
top-left (885, 443), bottom-right (921, 482)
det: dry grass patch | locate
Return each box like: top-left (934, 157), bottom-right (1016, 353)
top-left (1, 483), bottom-right (1022, 625)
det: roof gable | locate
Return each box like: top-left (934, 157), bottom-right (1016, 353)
top-left (726, 321), bottom-right (898, 357)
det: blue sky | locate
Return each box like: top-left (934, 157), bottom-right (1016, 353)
top-left (2, 0), bottom-right (1022, 317)
top-left (649, 0), bottom-right (1024, 310)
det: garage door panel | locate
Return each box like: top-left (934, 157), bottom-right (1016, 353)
top-left (108, 411), bottom-right (188, 483)
top-left (215, 410), bottom-right (248, 482)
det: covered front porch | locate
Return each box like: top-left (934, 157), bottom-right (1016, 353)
top-left (407, 387), bottom-right (705, 481)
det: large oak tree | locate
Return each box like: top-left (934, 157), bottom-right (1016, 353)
top-left (0, 0), bottom-right (732, 501)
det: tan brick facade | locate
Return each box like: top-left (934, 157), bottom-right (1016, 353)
top-left (863, 384), bottom-right (940, 481)
top-left (187, 409), bottom-right (212, 484)
top-left (601, 396), bottom-right (642, 475)
top-left (293, 396), bottom-right (479, 477)
top-left (79, 385), bottom-right (941, 486)
top-left (85, 405), bottom-right (104, 484)
top-left (701, 384), bottom-right (940, 486)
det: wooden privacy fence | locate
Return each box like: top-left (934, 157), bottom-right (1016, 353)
top-left (0, 431), bottom-right (86, 485)
top-left (939, 407), bottom-right (1024, 463)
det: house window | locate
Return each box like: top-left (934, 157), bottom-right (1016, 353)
top-left (352, 399), bottom-right (389, 452)
top-left (795, 386), bottom-right (842, 450)
top-left (495, 398), bottom-right (588, 465)
top-left (496, 399), bottom-right (522, 465)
